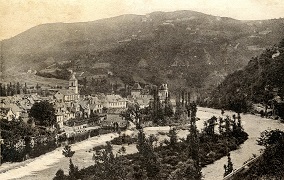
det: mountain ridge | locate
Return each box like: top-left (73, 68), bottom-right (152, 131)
top-left (1, 10), bottom-right (284, 91)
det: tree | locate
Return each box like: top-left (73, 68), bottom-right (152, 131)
top-left (224, 116), bottom-right (232, 135)
top-left (187, 102), bottom-right (202, 179)
top-left (164, 95), bottom-right (174, 118)
top-left (1, 84), bottom-right (6, 96)
top-left (136, 129), bottom-right (160, 178)
top-left (29, 101), bottom-right (56, 127)
top-left (218, 117), bottom-right (224, 134)
top-left (16, 82), bottom-right (20, 94)
top-left (62, 145), bottom-right (75, 157)
top-left (169, 127), bottom-right (178, 147)
top-left (224, 153), bottom-right (234, 177)
top-left (257, 129), bottom-right (284, 148)
top-left (23, 83), bottom-right (27, 94)
top-left (53, 169), bottom-right (66, 180)
top-left (237, 113), bottom-right (242, 129)
top-left (203, 116), bottom-right (217, 136)
top-left (132, 164), bottom-right (147, 180)
top-left (120, 103), bottom-right (141, 128)
top-left (69, 159), bottom-right (79, 179)
top-left (93, 141), bottom-right (125, 179)
top-left (89, 111), bottom-right (100, 125)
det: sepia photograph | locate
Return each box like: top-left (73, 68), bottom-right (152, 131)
top-left (0, 0), bottom-right (284, 179)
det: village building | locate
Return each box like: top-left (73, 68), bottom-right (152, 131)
top-left (129, 82), bottom-right (169, 108)
top-left (0, 99), bottom-right (22, 120)
top-left (89, 96), bottom-right (103, 113)
top-left (0, 108), bottom-right (16, 121)
top-left (102, 94), bottom-right (127, 109)
top-left (131, 82), bottom-right (143, 98)
top-left (54, 73), bottom-right (79, 103)
top-left (53, 73), bottom-right (80, 126)
top-left (158, 84), bottom-right (169, 101)
top-left (100, 114), bottom-right (127, 129)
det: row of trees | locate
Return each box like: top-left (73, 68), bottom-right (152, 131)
top-left (0, 82), bottom-right (28, 96)
top-left (120, 89), bottom-right (174, 127)
top-left (36, 68), bottom-right (71, 80)
top-left (0, 82), bottom-right (45, 97)
top-left (54, 102), bottom-right (202, 179)
top-left (53, 103), bottom-right (250, 180)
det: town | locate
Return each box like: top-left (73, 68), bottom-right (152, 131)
top-left (1, 3), bottom-right (284, 180)
top-left (0, 72), bottom-right (185, 153)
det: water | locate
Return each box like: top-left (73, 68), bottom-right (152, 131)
top-left (199, 107), bottom-right (284, 180)
top-left (1, 107), bottom-right (283, 180)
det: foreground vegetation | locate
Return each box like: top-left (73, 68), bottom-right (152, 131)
top-left (231, 129), bottom-right (284, 179)
top-left (54, 105), bottom-right (248, 180)
top-left (0, 118), bottom-right (123, 163)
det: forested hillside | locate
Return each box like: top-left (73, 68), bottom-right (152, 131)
top-left (1, 10), bottom-right (284, 90)
top-left (205, 39), bottom-right (284, 113)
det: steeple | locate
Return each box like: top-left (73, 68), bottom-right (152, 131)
top-left (69, 72), bottom-right (78, 94)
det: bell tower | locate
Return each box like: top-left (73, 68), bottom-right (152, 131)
top-left (69, 73), bottom-right (78, 94)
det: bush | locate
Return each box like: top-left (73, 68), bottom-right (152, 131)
top-left (111, 134), bottom-right (137, 145)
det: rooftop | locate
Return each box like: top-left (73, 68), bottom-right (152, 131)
top-left (132, 82), bottom-right (142, 90)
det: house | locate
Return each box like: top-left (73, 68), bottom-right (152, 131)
top-left (89, 96), bottom-right (103, 113)
top-left (105, 94), bottom-right (127, 109)
top-left (97, 94), bottom-right (127, 113)
top-left (100, 114), bottom-right (127, 128)
top-left (18, 98), bottom-right (33, 111)
top-left (6, 103), bottom-right (22, 119)
top-left (54, 73), bottom-right (79, 103)
top-left (0, 108), bottom-right (16, 121)
top-left (54, 89), bottom-right (79, 103)
top-left (77, 96), bottom-right (104, 116)
top-left (131, 82), bottom-right (143, 98)
top-left (79, 99), bottom-right (91, 118)
top-left (72, 59), bottom-right (89, 70)
top-left (0, 99), bottom-right (22, 120)
top-left (135, 98), bottom-right (151, 109)
top-left (56, 112), bottom-right (64, 128)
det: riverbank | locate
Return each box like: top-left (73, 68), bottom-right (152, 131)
top-left (200, 107), bottom-right (284, 179)
top-left (1, 107), bottom-right (281, 180)
top-left (0, 132), bottom-right (120, 180)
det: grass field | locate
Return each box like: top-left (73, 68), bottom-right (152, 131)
top-left (1, 72), bottom-right (68, 87)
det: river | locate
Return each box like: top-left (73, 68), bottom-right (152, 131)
top-left (199, 107), bottom-right (284, 180)
top-left (0, 107), bottom-right (283, 180)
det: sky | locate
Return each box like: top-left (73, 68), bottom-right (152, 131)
top-left (0, 0), bottom-right (284, 40)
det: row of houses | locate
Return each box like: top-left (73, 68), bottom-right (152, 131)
top-left (0, 93), bottom-right (45, 122)
top-left (0, 74), bottom-right (128, 128)
top-left (0, 73), bottom-right (173, 130)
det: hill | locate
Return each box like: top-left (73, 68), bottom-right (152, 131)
top-left (1, 10), bottom-right (284, 91)
top-left (204, 39), bottom-right (284, 113)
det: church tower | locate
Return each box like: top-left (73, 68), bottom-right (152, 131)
top-left (158, 84), bottom-right (169, 101)
top-left (69, 73), bottom-right (78, 94)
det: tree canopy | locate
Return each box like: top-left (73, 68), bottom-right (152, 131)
top-left (29, 101), bottom-right (56, 127)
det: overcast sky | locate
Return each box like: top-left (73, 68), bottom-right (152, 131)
top-left (0, 0), bottom-right (284, 40)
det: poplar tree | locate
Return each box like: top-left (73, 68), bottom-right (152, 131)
top-left (224, 153), bottom-right (234, 177)
top-left (187, 102), bottom-right (202, 179)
